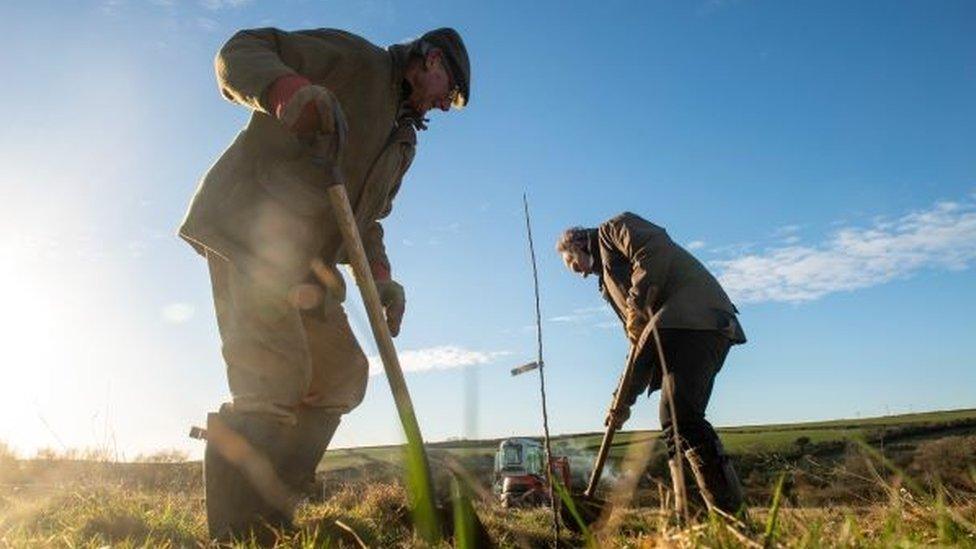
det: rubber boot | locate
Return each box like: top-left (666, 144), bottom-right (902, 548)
top-left (204, 408), bottom-right (296, 545)
top-left (683, 438), bottom-right (744, 516)
top-left (279, 408), bottom-right (341, 497)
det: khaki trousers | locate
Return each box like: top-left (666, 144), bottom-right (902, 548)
top-left (207, 253), bottom-right (368, 424)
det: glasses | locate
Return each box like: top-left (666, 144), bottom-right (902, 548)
top-left (447, 86), bottom-right (465, 109)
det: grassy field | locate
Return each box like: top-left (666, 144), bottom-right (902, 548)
top-left (1, 408), bottom-right (975, 547)
top-left (320, 407), bottom-right (976, 476)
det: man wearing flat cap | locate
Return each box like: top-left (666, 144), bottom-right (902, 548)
top-left (557, 212), bottom-right (746, 517)
top-left (179, 26), bottom-right (470, 540)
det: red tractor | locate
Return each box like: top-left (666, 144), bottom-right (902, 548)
top-left (493, 438), bottom-right (571, 508)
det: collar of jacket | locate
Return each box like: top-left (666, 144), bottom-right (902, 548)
top-left (585, 228), bottom-right (604, 284)
top-left (388, 43), bottom-right (428, 131)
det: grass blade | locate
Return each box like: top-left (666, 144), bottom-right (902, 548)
top-left (762, 473), bottom-right (786, 548)
top-left (450, 474), bottom-right (476, 549)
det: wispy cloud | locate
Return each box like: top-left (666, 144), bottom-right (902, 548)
top-left (201, 0), bottom-right (251, 10)
top-left (686, 240), bottom-right (706, 251)
top-left (715, 197), bottom-right (976, 303)
top-left (547, 305), bottom-right (615, 328)
top-left (367, 346), bottom-right (510, 376)
top-left (100, 0), bottom-right (125, 15)
top-left (548, 306), bottom-right (604, 323)
top-left (549, 315), bottom-right (582, 323)
top-left (161, 303), bottom-right (195, 324)
top-left (436, 222), bottom-right (461, 233)
top-left (708, 241), bottom-right (757, 256)
top-left (773, 224), bottom-right (802, 236)
top-left (772, 224), bottom-right (803, 245)
top-left (196, 17), bottom-right (219, 32)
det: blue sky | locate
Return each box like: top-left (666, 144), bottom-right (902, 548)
top-left (0, 0), bottom-right (974, 458)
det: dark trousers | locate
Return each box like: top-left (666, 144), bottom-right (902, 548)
top-left (630, 329), bottom-right (731, 457)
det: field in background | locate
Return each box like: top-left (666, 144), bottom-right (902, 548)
top-left (2, 408), bottom-right (975, 546)
top-left (326, 408), bottom-right (976, 464)
top-left (321, 408), bottom-right (976, 493)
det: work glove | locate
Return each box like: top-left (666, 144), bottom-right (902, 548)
top-left (625, 306), bottom-right (649, 345)
top-left (604, 406), bottom-right (631, 430)
top-left (266, 75), bottom-right (348, 145)
top-left (376, 279), bottom-right (406, 337)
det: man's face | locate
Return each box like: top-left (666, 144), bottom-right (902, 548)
top-left (407, 50), bottom-right (459, 115)
top-left (562, 248), bottom-right (594, 278)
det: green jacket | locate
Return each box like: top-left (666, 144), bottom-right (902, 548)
top-left (179, 28), bottom-right (417, 286)
top-left (594, 212), bottom-right (746, 343)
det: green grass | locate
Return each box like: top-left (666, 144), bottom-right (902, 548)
top-left (0, 486), bottom-right (204, 547)
top-left (319, 407), bottom-right (976, 473)
top-left (2, 477), bottom-right (974, 547)
top-left (3, 408), bottom-right (976, 547)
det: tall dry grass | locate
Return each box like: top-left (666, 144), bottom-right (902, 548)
top-left (2, 435), bottom-right (975, 547)
top-left (0, 449), bottom-right (976, 548)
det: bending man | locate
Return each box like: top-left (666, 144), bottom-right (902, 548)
top-left (179, 26), bottom-right (470, 540)
top-left (557, 212), bottom-right (746, 515)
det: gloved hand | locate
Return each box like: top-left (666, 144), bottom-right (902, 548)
top-left (266, 75), bottom-right (348, 144)
top-left (604, 406), bottom-right (631, 430)
top-left (376, 279), bottom-right (406, 337)
top-left (625, 306), bottom-right (648, 345)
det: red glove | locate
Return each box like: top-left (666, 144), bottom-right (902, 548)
top-left (266, 75), bottom-right (319, 135)
top-left (266, 75), bottom-right (347, 149)
top-left (371, 261), bottom-right (392, 282)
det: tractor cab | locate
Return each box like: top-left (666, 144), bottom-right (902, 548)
top-left (493, 438), bottom-right (570, 507)
top-left (496, 438), bottom-right (546, 477)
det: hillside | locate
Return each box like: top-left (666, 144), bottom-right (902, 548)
top-left (319, 407), bottom-right (976, 480)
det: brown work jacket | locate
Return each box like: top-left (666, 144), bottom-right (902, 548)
top-left (595, 212), bottom-right (746, 343)
top-left (179, 28), bottom-right (417, 286)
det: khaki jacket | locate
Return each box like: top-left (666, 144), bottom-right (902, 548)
top-left (179, 28), bottom-right (416, 286)
top-left (595, 212), bottom-right (746, 343)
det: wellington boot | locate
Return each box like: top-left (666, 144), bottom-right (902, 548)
top-left (280, 408), bottom-right (341, 496)
top-left (684, 439), bottom-right (745, 516)
top-left (204, 409), bottom-right (296, 545)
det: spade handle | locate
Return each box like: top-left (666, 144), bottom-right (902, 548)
top-left (584, 321), bottom-right (656, 498)
top-left (315, 142), bottom-right (440, 542)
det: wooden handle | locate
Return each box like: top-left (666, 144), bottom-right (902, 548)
top-left (585, 418), bottom-right (617, 498)
top-left (583, 320), bottom-right (657, 497)
top-left (325, 183), bottom-right (440, 541)
top-left (326, 185), bottom-right (417, 415)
